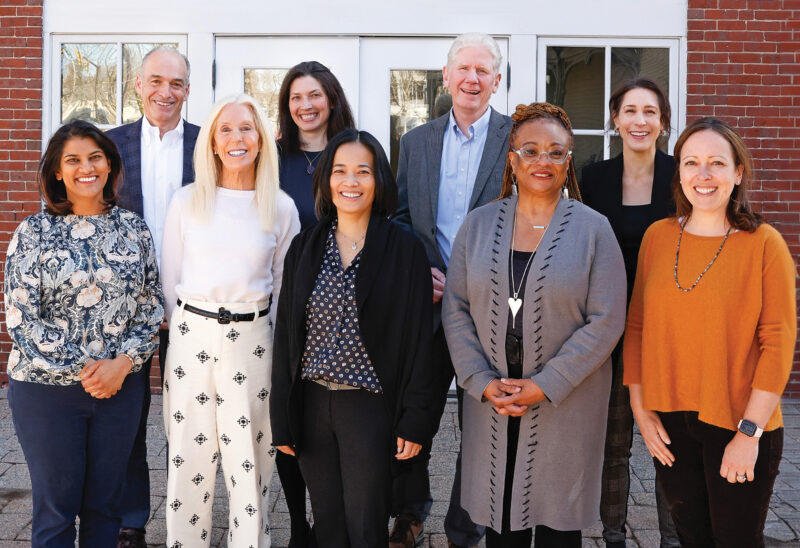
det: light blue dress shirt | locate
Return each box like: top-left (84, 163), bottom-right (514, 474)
top-left (436, 107), bottom-right (492, 266)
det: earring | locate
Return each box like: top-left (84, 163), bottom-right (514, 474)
top-left (511, 173), bottom-right (518, 196)
top-left (660, 129), bottom-right (667, 137)
top-left (613, 127), bottom-right (620, 136)
top-left (213, 150), bottom-right (218, 155)
top-left (562, 174), bottom-right (569, 200)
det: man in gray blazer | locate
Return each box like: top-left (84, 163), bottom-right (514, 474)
top-left (107, 46), bottom-right (199, 548)
top-left (392, 33), bottom-right (512, 548)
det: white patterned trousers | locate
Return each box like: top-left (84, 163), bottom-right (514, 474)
top-left (163, 299), bottom-right (275, 548)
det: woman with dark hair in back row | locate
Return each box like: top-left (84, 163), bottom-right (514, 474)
top-left (270, 129), bottom-right (434, 547)
top-left (4, 120), bottom-right (163, 546)
top-left (274, 60), bottom-right (356, 547)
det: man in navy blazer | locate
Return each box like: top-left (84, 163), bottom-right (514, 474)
top-left (392, 33), bottom-right (512, 548)
top-left (106, 46), bottom-right (199, 548)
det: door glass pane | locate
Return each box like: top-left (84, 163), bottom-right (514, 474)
top-left (390, 70), bottom-right (448, 174)
top-left (546, 47), bottom-right (604, 130)
top-left (121, 43), bottom-right (180, 124)
top-left (610, 48), bottom-right (669, 100)
top-left (244, 69), bottom-right (289, 130)
top-left (573, 135), bottom-right (604, 184)
top-left (61, 43), bottom-right (117, 125)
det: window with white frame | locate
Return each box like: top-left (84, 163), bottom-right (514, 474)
top-left (536, 38), bottom-right (680, 178)
top-left (50, 35), bottom-right (187, 133)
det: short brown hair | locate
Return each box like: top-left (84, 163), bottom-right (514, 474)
top-left (500, 102), bottom-right (582, 202)
top-left (39, 120), bottom-right (121, 215)
top-left (672, 117), bottom-right (762, 232)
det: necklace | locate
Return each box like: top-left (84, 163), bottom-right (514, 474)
top-left (302, 150), bottom-right (322, 175)
top-left (674, 220), bottom-right (732, 292)
top-left (337, 229), bottom-right (366, 251)
top-left (508, 207), bottom-right (548, 327)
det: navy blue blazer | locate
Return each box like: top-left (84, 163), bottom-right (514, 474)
top-left (106, 117), bottom-right (200, 217)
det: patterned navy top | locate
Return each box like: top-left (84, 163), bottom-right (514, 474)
top-left (300, 224), bottom-right (382, 393)
top-left (4, 207), bottom-right (164, 385)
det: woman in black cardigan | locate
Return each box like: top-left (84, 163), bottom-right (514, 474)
top-left (579, 78), bottom-right (679, 548)
top-left (270, 129), bottom-right (434, 548)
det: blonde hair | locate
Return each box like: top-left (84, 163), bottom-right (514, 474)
top-left (192, 93), bottom-right (280, 231)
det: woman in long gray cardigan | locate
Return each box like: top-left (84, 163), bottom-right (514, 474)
top-left (442, 103), bottom-right (626, 547)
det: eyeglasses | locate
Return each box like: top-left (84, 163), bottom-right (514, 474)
top-left (511, 147), bottom-right (572, 165)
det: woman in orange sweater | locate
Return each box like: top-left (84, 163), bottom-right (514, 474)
top-left (623, 117), bottom-right (795, 548)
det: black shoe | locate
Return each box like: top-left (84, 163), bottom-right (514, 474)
top-left (389, 513), bottom-right (424, 548)
top-left (117, 527), bottom-right (146, 548)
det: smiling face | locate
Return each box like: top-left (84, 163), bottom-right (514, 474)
top-left (443, 45), bottom-right (501, 120)
top-left (509, 119), bottom-right (571, 200)
top-left (55, 136), bottom-right (111, 215)
top-left (288, 75), bottom-right (331, 139)
top-left (679, 129), bottom-right (743, 220)
top-left (613, 87), bottom-right (663, 155)
top-left (329, 141), bottom-right (376, 221)
top-left (212, 102), bottom-right (262, 175)
top-left (135, 49), bottom-right (190, 134)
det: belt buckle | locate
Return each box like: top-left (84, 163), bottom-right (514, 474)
top-left (218, 307), bottom-right (232, 324)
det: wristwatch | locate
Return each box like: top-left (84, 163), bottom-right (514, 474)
top-left (737, 419), bottom-right (764, 438)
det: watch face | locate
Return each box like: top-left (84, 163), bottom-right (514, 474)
top-left (739, 420), bottom-right (757, 437)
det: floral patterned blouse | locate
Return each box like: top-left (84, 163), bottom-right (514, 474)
top-left (4, 207), bottom-right (164, 385)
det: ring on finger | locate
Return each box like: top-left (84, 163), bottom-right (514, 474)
top-left (736, 474), bottom-right (747, 483)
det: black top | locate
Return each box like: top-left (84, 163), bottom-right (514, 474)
top-left (270, 215), bottom-right (434, 454)
top-left (579, 149), bottom-right (676, 302)
top-left (507, 249), bottom-right (533, 341)
top-left (279, 149), bottom-right (322, 232)
top-left (301, 224), bottom-right (381, 393)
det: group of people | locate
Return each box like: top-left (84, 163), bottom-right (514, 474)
top-left (3, 32), bottom-right (795, 548)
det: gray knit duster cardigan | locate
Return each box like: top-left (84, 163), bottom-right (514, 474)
top-left (442, 196), bottom-right (626, 532)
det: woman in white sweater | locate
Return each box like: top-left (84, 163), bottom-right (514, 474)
top-left (161, 93), bottom-right (300, 548)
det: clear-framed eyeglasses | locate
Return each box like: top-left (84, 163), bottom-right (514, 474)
top-left (511, 147), bottom-right (572, 165)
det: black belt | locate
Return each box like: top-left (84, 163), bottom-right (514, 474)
top-left (177, 295), bottom-right (272, 324)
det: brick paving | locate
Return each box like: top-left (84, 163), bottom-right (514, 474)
top-left (1, 390), bottom-right (799, 547)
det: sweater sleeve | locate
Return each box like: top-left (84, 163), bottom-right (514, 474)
top-left (270, 194), bottom-right (300, 325)
top-left (160, 189), bottom-right (185, 322)
top-left (442, 215), bottom-right (500, 401)
top-left (531, 217), bottom-right (627, 406)
top-left (751, 226), bottom-right (796, 395)
top-left (622, 224), bottom-right (655, 386)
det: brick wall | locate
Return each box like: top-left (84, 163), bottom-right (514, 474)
top-left (687, 0), bottom-right (800, 397)
top-left (0, 0), bottom-right (44, 387)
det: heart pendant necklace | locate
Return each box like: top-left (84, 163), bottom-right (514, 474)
top-left (508, 206), bottom-right (548, 328)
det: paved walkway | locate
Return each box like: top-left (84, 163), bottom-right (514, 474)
top-left (1, 390), bottom-right (799, 547)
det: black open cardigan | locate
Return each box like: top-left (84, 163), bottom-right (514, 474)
top-left (270, 214), bottom-right (434, 453)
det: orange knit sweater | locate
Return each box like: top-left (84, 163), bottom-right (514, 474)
top-left (623, 218), bottom-right (796, 432)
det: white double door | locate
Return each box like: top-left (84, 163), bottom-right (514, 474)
top-left (214, 36), bottom-right (509, 164)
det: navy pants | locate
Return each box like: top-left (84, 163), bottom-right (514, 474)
top-left (9, 371), bottom-right (145, 547)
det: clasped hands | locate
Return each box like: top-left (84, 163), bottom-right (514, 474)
top-left (277, 437), bottom-right (422, 460)
top-left (483, 377), bottom-right (546, 417)
top-left (79, 355), bottom-right (132, 399)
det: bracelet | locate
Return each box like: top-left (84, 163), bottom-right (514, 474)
top-left (119, 353), bottom-right (135, 371)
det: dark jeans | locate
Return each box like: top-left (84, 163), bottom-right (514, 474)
top-left (392, 325), bottom-right (485, 546)
top-left (297, 381), bottom-right (392, 548)
top-left (655, 411), bottom-right (783, 548)
top-left (601, 348), bottom-right (678, 547)
top-left (9, 372), bottom-right (145, 547)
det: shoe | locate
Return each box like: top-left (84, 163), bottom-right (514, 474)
top-left (389, 513), bottom-right (424, 548)
top-left (446, 542), bottom-right (468, 548)
top-left (117, 528), bottom-right (147, 548)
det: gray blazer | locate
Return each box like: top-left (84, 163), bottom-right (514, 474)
top-left (442, 196), bottom-right (626, 532)
top-left (394, 107), bottom-right (512, 273)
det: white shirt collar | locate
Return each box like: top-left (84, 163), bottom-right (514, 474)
top-left (141, 115), bottom-right (184, 146)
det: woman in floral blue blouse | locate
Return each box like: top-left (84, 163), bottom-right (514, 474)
top-left (4, 120), bottom-right (164, 547)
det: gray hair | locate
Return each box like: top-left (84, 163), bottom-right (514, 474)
top-left (446, 33), bottom-right (503, 75)
top-left (141, 46), bottom-right (191, 79)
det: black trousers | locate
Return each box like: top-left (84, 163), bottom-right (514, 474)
top-left (655, 411), bottom-right (783, 548)
top-left (297, 381), bottom-right (392, 548)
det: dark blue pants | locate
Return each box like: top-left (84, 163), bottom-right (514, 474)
top-left (9, 371), bottom-right (145, 548)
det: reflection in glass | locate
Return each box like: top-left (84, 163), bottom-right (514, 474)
top-left (244, 69), bottom-right (289, 130)
top-left (610, 48), bottom-right (669, 103)
top-left (61, 43), bottom-right (117, 125)
top-left (122, 43), bottom-right (179, 124)
top-left (573, 135), bottom-right (604, 184)
top-left (390, 70), bottom-right (449, 174)
top-left (546, 47), bottom-right (604, 130)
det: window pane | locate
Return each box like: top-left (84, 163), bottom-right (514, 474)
top-left (546, 47), bottom-right (604, 130)
top-left (610, 48), bottom-right (669, 101)
top-left (574, 135), bottom-right (604, 184)
top-left (390, 70), bottom-right (449, 174)
top-left (244, 69), bottom-right (289, 130)
top-left (122, 43), bottom-right (180, 124)
top-left (61, 43), bottom-right (116, 125)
